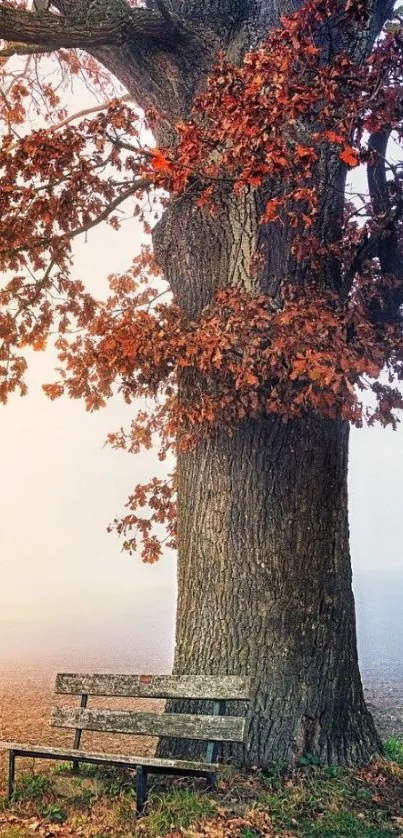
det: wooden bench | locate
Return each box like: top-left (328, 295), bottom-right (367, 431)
top-left (1, 673), bottom-right (250, 813)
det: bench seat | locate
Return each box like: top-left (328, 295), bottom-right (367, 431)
top-left (0, 741), bottom-right (217, 774)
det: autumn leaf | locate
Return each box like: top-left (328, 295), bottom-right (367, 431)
top-left (340, 146), bottom-right (359, 167)
top-left (263, 197), bottom-right (283, 222)
top-left (295, 144), bottom-right (316, 159)
top-left (32, 337), bottom-right (47, 351)
top-left (42, 384), bottom-right (65, 400)
top-left (150, 149), bottom-right (172, 172)
top-left (247, 175), bottom-right (263, 187)
top-left (325, 130), bottom-right (345, 144)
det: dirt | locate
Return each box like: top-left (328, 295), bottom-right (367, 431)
top-left (364, 682), bottom-right (403, 740)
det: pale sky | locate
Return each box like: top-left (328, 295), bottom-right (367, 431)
top-left (0, 57), bottom-right (402, 674)
top-left (0, 219), bottom-right (178, 670)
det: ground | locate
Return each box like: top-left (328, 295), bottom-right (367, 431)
top-left (1, 748), bottom-right (403, 837)
top-left (1, 670), bottom-right (403, 837)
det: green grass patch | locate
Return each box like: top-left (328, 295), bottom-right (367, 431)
top-left (301, 810), bottom-right (396, 837)
top-left (52, 761), bottom-right (99, 777)
top-left (41, 802), bottom-right (67, 823)
top-left (261, 763), bottom-right (403, 837)
top-left (384, 738), bottom-right (403, 765)
top-left (12, 772), bottom-right (54, 803)
top-left (80, 764), bottom-right (134, 796)
top-left (263, 766), bottom-right (371, 830)
top-left (141, 788), bottom-right (217, 836)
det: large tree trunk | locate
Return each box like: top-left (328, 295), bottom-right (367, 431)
top-left (152, 190), bottom-right (382, 766)
top-left (167, 415), bottom-right (380, 766)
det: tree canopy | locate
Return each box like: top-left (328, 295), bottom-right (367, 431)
top-left (0, 0), bottom-right (402, 562)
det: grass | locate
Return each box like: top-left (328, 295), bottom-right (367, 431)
top-left (384, 738), bottom-right (403, 765)
top-left (301, 810), bottom-right (397, 837)
top-left (261, 764), bottom-right (374, 829)
top-left (0, 741), bottom-right (402, 837)
top-left (138, 788), bottom-right (216, 836)
top-left (11, 772), bottom-right (54, 802)
top-left (41, 802), bottom-right (67, 823)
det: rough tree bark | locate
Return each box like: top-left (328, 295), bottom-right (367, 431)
top-left (1, 0), bottom-right (394, 765)
top-left (152, 186), bottom-right (381, 766)
top-left (172, 417), bottom-right (377, 766)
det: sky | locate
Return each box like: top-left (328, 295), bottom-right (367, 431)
top-left (0, 54), bottom-right (402, 674)
top-left (0, 218), bottom-right (177, 670)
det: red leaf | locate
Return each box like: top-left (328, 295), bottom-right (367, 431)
top-left (325, 131), bottom-right (345, 145)
top-left (339, 146), bottom-right (359, 167)
top-left (150, 149), bottom-right (172, 172)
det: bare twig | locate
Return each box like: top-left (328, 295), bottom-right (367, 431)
top-left (52, 94), bottom-right (132, 131)
top-left (0, 178), bottom-right (152, 261)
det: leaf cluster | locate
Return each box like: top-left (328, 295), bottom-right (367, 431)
top-left (1, 0), bottom-right (403, 561)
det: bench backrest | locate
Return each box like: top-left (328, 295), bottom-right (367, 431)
top-left (50, 674), bottom-right (251, 757)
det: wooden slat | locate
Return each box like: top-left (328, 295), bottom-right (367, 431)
top-left (0, 742), bottom-right (216, 772)
top-left (55, 673), bottom-right (250, 700)
top-left (51, 707), bottom-right (246, 742)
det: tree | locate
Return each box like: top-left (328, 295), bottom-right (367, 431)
top-left (0, 0), bottom-right (402, 767)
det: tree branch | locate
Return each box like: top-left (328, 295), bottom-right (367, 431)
top-left (0, 42), bottom-right (54, 59)
top-left (0, 5), bottom-right (180, 52)
top-left (2, 179), bottom-right (151, 261)
top-left (366, 131), bottom-right (403, 322)
top-left (341, 130), bottom-right (403, 325)
top-left (67, 178), bottom-right (151, 240)
top-left (373, 0), bottom-right (396, 34)
top-left (52, 95), bottom-right (131, 131)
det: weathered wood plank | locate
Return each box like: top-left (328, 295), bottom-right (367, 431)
top-left (55, 674), bottom-right (250, 700)
top-left (50, 707), bottom-right (246, 742)
top-left (0, 742), bottom-right (217, 772)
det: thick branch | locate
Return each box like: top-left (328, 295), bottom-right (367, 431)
top-left (368, 131), bottom-right (391, 219)
top-left (367, 131), bottom-right (403, 322)
top-left (341, 132), bottom-right (403, 324)
top-left (372, 0), bottom-right (396, 35)
top-left (0, 5), bottom-right (179, 51)
top-left (0, 42), bottom-right (53, 59)
top-left (148, 0), bottom-right (249, 31)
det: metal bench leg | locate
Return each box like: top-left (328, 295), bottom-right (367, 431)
top-left (8, 751), bottom-right (16, 801)
top-left (136, 766), bottom-right (148, 815)
top-left (206, 771), bottom-right (217, 792)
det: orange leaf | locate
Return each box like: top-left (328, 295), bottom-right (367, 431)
top-left (339, 146), bottom-right (359, 167)
top-left (325, 131), bottom-right (345, 144)
top-left (150, 149), bottom-right (172, 172)
top-left (295, 144), bottom-right (314, 159)
top-left (32, 337), bottom-right (47, 351)
top-left (247, 175), bottom-right (262, 187)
